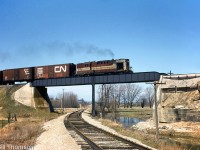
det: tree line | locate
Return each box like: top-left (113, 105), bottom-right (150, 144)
top-left (49, 84), bottom-right (154, 111)
top-left (97, 84), bottom-right (154, 115)
top-left (50, 92), bottom-right (79, 108)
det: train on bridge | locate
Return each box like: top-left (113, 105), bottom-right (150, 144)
top-left (0, 59), bottom-right (131, 84)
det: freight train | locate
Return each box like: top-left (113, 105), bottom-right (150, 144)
top-left (0, 59), bottom-right (131, 84)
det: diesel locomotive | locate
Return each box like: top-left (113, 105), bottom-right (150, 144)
top-left (0, 59), bottom-right (131, 84)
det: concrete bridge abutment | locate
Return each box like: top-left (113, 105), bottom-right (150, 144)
top-left (12, 84), bottom-right (54, 112)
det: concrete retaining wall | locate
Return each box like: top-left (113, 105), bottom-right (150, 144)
top-left (159, 108), bottom-right (200, 123)
top-left (156, 74), bottom-right (200, 123)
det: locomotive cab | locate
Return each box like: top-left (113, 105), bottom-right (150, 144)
top-left (115, 59), bottom-right (130, 72)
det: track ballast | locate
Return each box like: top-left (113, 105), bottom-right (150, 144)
top-left (64, 111), bottom-right (152, 150)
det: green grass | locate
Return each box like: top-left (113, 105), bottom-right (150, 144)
top-left (0, 121), bottom-right (43, 146)
top-left (99, 118), bottom-right (187, 150)
top-left (0, 85), bottom-right (61, 146)
top-left (0, 86), bottom-right (59, 121)
top-left (0, 120), bottom-right (8, 128)
top-left (97, 107), bottom-right (199, 149)
top-left (115, 107), bottom-right (153, 120)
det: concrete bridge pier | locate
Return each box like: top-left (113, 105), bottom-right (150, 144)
top-left (92, 83), bottom-right (95, 117)
top-left (35, 86), bottom-right (54, 112)
top-left (92, 76), bottom-right (96, 117)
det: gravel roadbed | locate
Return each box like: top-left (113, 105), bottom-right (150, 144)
top-left (82, 110), bottom-right (156, 150)
top-left (34, 114), bottom-right (81, 150)
top-left (34, 111), bottom-right (156, 150)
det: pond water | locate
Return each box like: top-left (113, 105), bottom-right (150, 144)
top-left (116, 116), bottom-right (143, 128)
top-left (104, 114), bottom-right (200, 149)
top-left (105, 113), bottom-right (144, 128)
top-left (104, 113), bottom-right (143, 128)
top-left (115, 117), bottom-right (200, 149)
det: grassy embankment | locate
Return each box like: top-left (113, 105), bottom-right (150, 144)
top-left (0, 85), bottom-right (61, 146)
top-left (116, 107), bottom-right (153, 120)
top-left (98, 107), bottom-right (190, 150)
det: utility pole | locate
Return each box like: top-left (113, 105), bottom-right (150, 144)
top-left (62, 89), bottom-right (64, 113)
top-left (154, 82), bottom-right (159, 141)
top-left (115, 97), bottom-right (116, 121)
top-left (147, 81), bottom-right (165, 141)
top-left (60, 93), bottom-right (62, 110)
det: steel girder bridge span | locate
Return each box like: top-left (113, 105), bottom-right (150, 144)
top-left (32, 72), bottom-right (162, 116)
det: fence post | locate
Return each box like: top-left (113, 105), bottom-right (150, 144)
top-left (14, 114), bottom-right (17, 121)
top-left (8, 113), bottom-right (11, 124)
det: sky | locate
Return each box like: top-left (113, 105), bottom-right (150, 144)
top-left (1, 0), bottom-right (200, 101)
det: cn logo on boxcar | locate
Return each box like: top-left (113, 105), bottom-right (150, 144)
top-left (54, 65), bottom-right (67, 73)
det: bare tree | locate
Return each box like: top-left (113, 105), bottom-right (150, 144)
top-left (98, 84), bottom-right (112, 116)
top-left (126, 84), bottom-right (142, 108)
top-left (110, 84), bottom-right (118, 120)
top-left (98, 84), bottom-right (105, 115)
top-left (64, 92), bottom-right (79, 108)
top-left (116, 84), bottom-right (123, 108)
top-left (139, 95), bottom-right (147, 108)
top-left (145, 86), bottom-right (154, 108)
top-left (120, 84), bottom-right (128, 108)
top-left (50, 96), bottom-right (61, 108)
top-left (105, 84), bottom-right (112, 110)
top-left (98, 83), bottom-right (143, 112)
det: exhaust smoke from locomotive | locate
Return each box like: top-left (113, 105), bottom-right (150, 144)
top-left (17, 41), bottom-right (115, 58)
top-left (0, 41), bottom-right (115, 70)
top-left (86, 49), bottom-right (114, 58)
top-left (0, 51), bottom-right (11, 63)
top-left (63, 42), bottom-right (114, 58)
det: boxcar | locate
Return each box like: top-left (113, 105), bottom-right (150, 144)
top-left (34, 63), bottom-right (76, 79)
top-left (76, 59), bottom-right (130, 75)
top-left (3, 67), bottom-right (34, 83)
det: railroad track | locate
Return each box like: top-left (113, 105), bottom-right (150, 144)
top-left (64, 111), bottom-right (152, 150)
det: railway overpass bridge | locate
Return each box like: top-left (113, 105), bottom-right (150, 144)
top-left (32, 72), bottom-right (162, 86)
top-left (31, 71), bottom-right (164, 116)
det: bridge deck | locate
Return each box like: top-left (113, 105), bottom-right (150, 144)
top-left (32, 72), bottom-right (162, 86)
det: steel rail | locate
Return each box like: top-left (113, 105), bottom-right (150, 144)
top-left (65, 110), bottom-right (153, 150)
top-left (79, 112), bottom-right (152, 150)
top-left (65, 111), bottom-right (103, 150)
